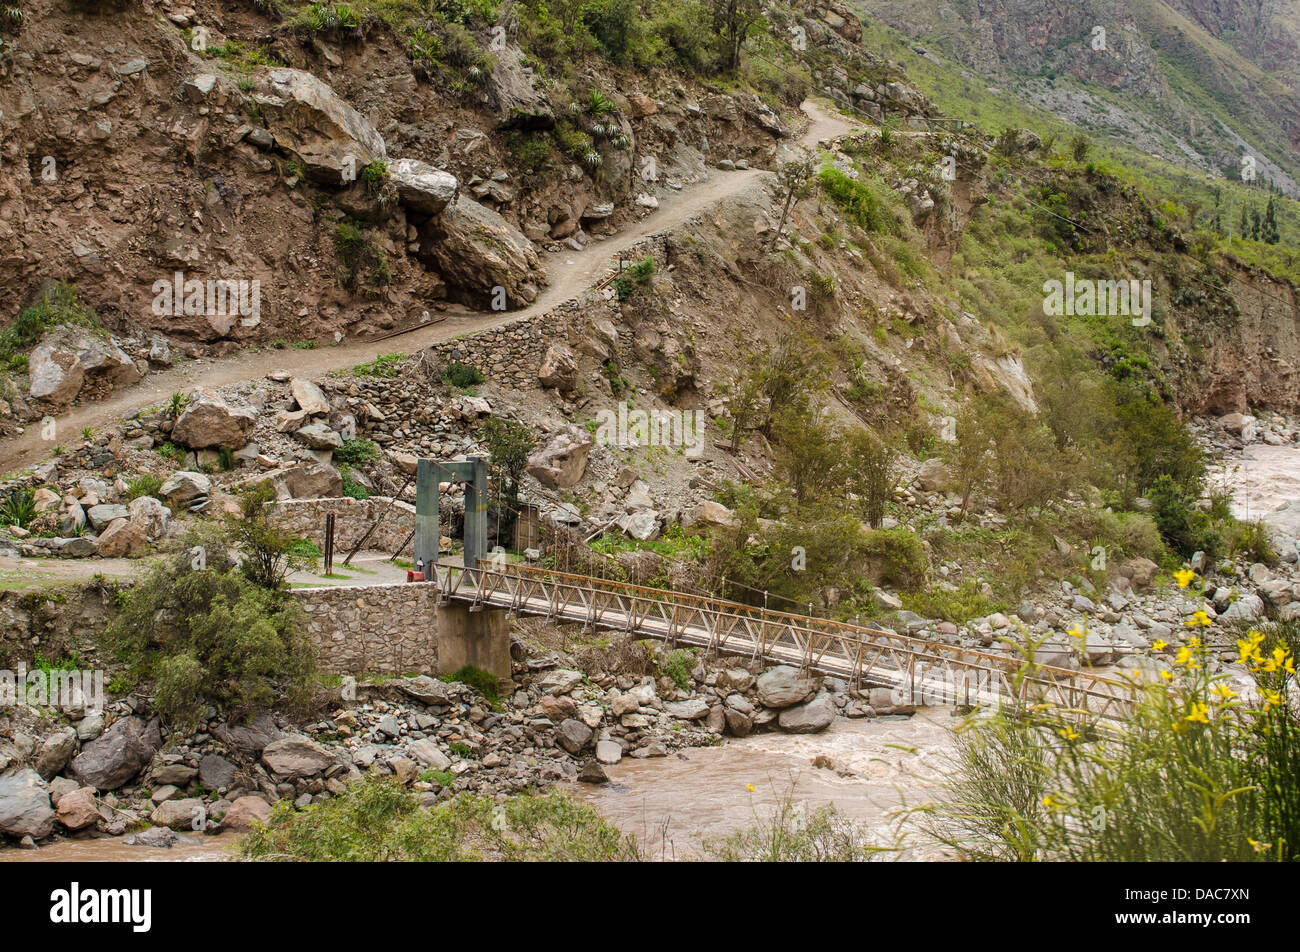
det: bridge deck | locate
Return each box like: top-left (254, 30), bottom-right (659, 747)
top-left (437, 562), bottom-right (1136, 718)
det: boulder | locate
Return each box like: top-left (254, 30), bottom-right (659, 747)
top-left (408, 739), bottom-right (451, 770)
top-left (389, 158), bottom-right (458, 215)
top-left (220, 796), bottom-right (271, 832)
top-left (294, 422), bottom-right (343, 450)
top-left (151, 797), bottom-right (204, 831)
top-left (0, 769), bottom-right (55, 839)
top-left (35, 729), bottom-right (78, 779)
top-left (283, 462), bottom-right (343, 498)
top-left (664, 698), bottom-right (710, 720)
top-left (915, 457), bottom-right (954, 493)
top-left (619, 511), bottom-right (660, 541)
top-left (396, 675), bottom-right (453, 705)
top-left (152, 764), bottom-right (197, 786)
top-left (171, 388), bottom-right (256, 449)
top-left (423, 195), bottom-right (545, 305)
top-left (70, 716), bottom-right (161, 790)
top-left (1120, 557), bottom-right (1159, 592)
top-left (486, 44), bottom-right (554, 129)
top-left (689, 500), bottom-right (738, 528)
top-left (595, 740), bottom-right (622, 765)
top-left (158, 471), bottom-right (211, 506)
top-left (55, 787), bottom-right (100, 831)
top-left (27, 326), bottom-right (141, 406)
top-left (534, 668), bottom-right (584, 695)
top-left (261, 736), bottom-right (335, 779)
top-left (777, 693), bottom-right (836, 733)
top-left (252, 67), bottom-right (387, 186)
top-left (290, 377), bottom-right (330, 416)
top-left (724, 709), bottom-right (753, 737)
top-left (198, 754), bottom-right (237, 790)
top-left (85, 503), bottom-right (129, 531)
top-left (527, 426), bottom-right (592, 489)
top-left (128, 496), bottom-right (171, 541)
top-left (537, 344), bottom-right (579, 391)
top-left (213, 714), bottom-right (282, 755)
top-left (555, 718), bottom-right (593, 755)
top-left (95, 519), bottom-right (149, 558)
top-left (756, 665), bottom-right (818, 708)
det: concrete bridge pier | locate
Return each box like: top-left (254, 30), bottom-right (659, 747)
top-left (436, 602), bottom-right (511, 681)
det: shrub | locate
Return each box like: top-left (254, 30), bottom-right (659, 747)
top-left (102, 524), bottom-right (314, 730)
top-left (443, 361), bottom-right (485, 388)
top-left (1227, 520), bottom-right (1277, 566)
top-left (901, 579), bottom-right (1003, 624)
top-left (227, 482), bottom-right (318, 589)
top-left (339, 466), bottom-right (370, 500)
top-left (239, 776), bottom-right (640, 861)
top-left (1148, 474), bottom-right (1221, 558)
top-left (443, 664), bottom-right (501, 708)
top-left (0, 282), bottom-right (103, 363)
top-left (818, 166), bottom-right (897, 235)
top-left (659, 648), bottom-right (695, 691)
top-left (704, 790), bottom-right (891, 861)
top-left (334, 438), bottom-right (380, 466)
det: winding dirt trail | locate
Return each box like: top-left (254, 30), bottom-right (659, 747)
top-left (1, 101), bottom-right (859, 477)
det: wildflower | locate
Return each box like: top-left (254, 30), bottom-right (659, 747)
top-left (1263, 689), bottom-right (1283, 708)
top-left (1185, 610), bottom-right (1211, 628)
top-left (1160, 670), bottom-right (1173, 681)
top-left (1058, 725), bottom-right (1079, 740)
top-left (745, 784), bottom-right (755, 792)
top-left (1042, 795), bottom-right (1059, 808)
top-left (1185, 703), bottom-right (1210, 724)
top-left (1174, 568), bottom-right (1195, 588)
top-left (1237, 630), bottom-right (1266, 667)
top-left (1210, 683), bottom-right (1237, 701)
top-left (1067, 626), bottom-right (1085, 640)
top-left (1152, 640), bottom-right (1168, 651)
top-left (1174, 644), bottom-right (1201, 669)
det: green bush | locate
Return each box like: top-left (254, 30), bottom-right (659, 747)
top-left (818, 167), bottom-right (898, 235)
top-left (334, 438), bottom-right (380, 466)
top-left (443, 361), bottom-right (485, 388)
top-left (901, 579), bottom-right (1003, 624)
top-left (443, 664), bottom-right (501, 708)
top-left (659, 648), bottom-right (695, 691)
top-left (1227, 520), bottom-right (1277, 566)
top-left (0, 283), bottom-right (103, 363)
top-left (353, 354), bottom-right (403, 378)
top-left (103, 524), bottom-right (314, 730)
top-left (1148, 474), bottom-right (1221, 558)
top-left (125, 473), bottom-right (163, 501)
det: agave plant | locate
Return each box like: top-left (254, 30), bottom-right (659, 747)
top-left (611, 133), bottom-right (631, 151)
top-left (587, 89), bottom-right (616, 117)
top-left (1, 3), bottom-right (24, 31)
top-left (582, 149), bottom-right (603, 171)
top-left (589, 122), bottom-right (608, 139)
top-left (1, 487), bottom-right (37, 529)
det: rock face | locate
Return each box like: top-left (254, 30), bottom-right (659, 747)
top-left (171, 388), bottom-right (256, 449)
top-left (253, 67), bottom-right (387, 185)
top-left (0, 769), bottom-right (55, 839)
top-left (486, 44), bottom-right (554, 129)
top-left (389, 158), bottom-right (458, 215)
top-left (756, 666), bottom-right (818, 708)
top-left (527, 426), bottom-right (592, 489)
top-left (70, 716), bottom-right (162, 790)
top-left (27, 326), bottom-right (142, 406)
top-left (777, 694), bottom-right (835, 733)
top-left (423, 195), bottom-right (544, 305)
top-left (261, 736), bottom-right (335, 779)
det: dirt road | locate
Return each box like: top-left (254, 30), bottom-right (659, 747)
top-left (1, 101), bottom-right (859, 477)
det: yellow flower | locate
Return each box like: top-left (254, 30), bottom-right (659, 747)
top-left (1043, 795), bottom-right (1059, 808)
top-left (1174, 568), bottom-right (1196, 588)
top-left (746, 784), bottom-right (755, 792)
top-left (1152, 640), bottom-right (1168, 651)
top-left (1175, 645), bottom-right (1193, 666)
top-left (1247, 838), bottom-right (1273, 853)
top-left (1263, 689), bottom-right (1283, 708)
top-left (1237, 631), bottom-right (1266, 667)
top-left (1067, 626), bottom-right (1085, 640)
top-left (1185, 610), bottom-right (1211, 628)
top-left (1211, 683), bottom-right (1237, 701)
top-left (1185, 703), bottom-right (1210, 724)
top-left (1160, 670), bottom-right (1173, 681)
top-left (1058, 726), bottom-right (1079, 740)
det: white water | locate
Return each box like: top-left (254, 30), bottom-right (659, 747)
top-left (1212, 443), bottom-right (1300, 522)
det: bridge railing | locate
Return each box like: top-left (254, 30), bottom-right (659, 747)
top-left (439, 560), bottom-right (1136, 718)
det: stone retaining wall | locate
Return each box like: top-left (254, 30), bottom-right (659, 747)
top-left (270, 496), bottom-right (414, 556)
top-left (291, 581), bottom-right (439, 675)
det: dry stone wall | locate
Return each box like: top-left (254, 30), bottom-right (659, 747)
top-left (291, 581), bottom-right (440, 675)
top-left (269, 497), bottom-right (415, 556)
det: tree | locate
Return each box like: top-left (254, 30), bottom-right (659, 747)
top-left (710, 0), bottom-right (764, 72)
top-left (481, 416), bottom-right (536, 543)
top-left (227, 482), bottom-right (315, 590)
top-left (772, 406), bottom-right (842, 506)
top-left (844, 429), bottom-right (896, 528)
top-left (769, 160), bottom-right (814, 252)
top-left (1262, 195), bottom-right (1281, 244)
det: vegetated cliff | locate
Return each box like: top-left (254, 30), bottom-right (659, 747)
top-left (0, 0), bottom-right (798, 349)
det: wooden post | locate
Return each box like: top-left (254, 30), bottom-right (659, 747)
top-left (324, 513), bottom-right (336, 576)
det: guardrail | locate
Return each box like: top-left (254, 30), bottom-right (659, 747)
top-left (438, 561), bottom-right (1136, 718)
